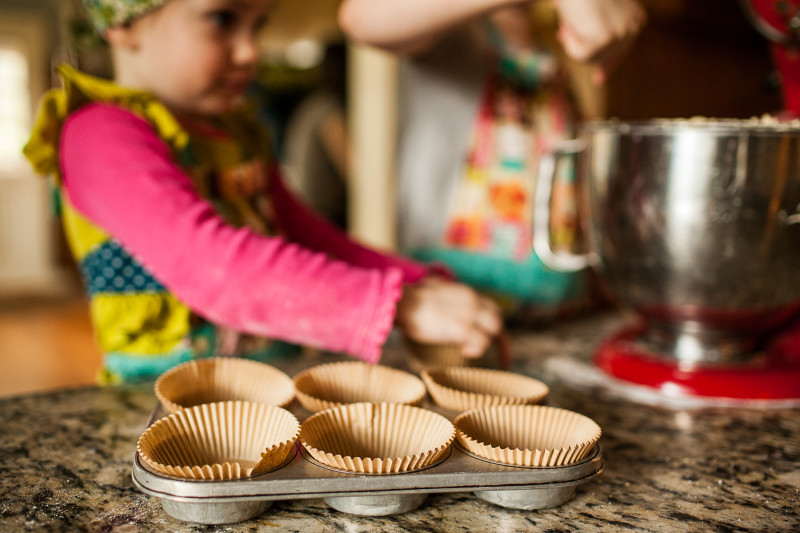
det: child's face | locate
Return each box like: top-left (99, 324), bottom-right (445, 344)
top-left (116, 0), bottom-right (275, 118)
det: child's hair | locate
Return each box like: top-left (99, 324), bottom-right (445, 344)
top-left (82, 0), bottom-right (171, 32)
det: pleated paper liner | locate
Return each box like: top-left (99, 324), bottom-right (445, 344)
top-left (421, 367), bottom-right (549, 411)
top-left (299, 402), bottom-right (455, 474)
top-left (453, 405), bottom-right (601, 467)
top-left (292, 361), bottom-right (426, 413)
top-left (155, 357), bottom-right (295, 414)
top-left (137, 401), bottom-right (300, 480)
top-left (404, 339), bottom-right (479, 373)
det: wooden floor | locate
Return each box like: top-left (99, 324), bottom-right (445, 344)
top-left (0, 294), bottom-right (101, 398)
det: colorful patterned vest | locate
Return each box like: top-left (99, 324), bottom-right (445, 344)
top-left (24, 65), bottom-right (292, 383)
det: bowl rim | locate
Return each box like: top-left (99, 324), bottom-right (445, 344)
top-left (582, 117), bottom-right (800, 135)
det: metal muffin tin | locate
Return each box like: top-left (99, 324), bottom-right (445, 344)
top-left (131, 404), bottom-right (604, 524)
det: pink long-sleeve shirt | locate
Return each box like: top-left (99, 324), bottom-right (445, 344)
top-left (59, 103), bottom-right (431, 363)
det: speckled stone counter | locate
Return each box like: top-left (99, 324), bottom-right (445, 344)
top-left (2, 311), bottom-right (799, 532)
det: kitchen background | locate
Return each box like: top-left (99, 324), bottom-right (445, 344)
top-left (0, 0), bottom-right (783, 397)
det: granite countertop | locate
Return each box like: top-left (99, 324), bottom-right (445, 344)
top-left (1, 311), bottom-right (798, 532)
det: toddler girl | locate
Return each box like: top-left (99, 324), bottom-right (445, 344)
top-left (24, 0), bottom-right (502, 383)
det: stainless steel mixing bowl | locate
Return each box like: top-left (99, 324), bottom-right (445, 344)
top-left (535, 119), bottom-right (800, 365)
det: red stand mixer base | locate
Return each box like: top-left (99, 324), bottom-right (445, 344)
top-left (595, 326), bottom-right (800, 400)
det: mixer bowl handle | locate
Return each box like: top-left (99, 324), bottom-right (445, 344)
top-left (533, 139), bottom-right (598, 272)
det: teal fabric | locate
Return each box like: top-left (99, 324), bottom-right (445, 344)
top-left (82, 240), bottom-right (166, 295)
top-left (190, 323), bottom-right (302, 362)
top-left (246, 340), bottom-right (303, 363)
top-left (105, 347), bottom-right (194, 382)
top-left (408, 247), bottom-right (585, 305)
top-left (484, 19), bottom-right (556, 91)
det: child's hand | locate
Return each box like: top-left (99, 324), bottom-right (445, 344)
top-left (554, 0), bottom-right (646, 84)
top-left (395, 276), bottom-right (503, 358)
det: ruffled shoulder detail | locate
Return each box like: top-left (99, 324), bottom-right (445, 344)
top-left (23, 64), bottom-right (189, 181)
top-left (23, 86), bottom-right (67, 177)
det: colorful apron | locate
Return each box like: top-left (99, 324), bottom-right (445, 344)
top-left (412, 23), bottom-right (589, 321)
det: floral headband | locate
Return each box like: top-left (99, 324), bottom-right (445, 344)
top-left (82, 0), bottom-right (171, 32)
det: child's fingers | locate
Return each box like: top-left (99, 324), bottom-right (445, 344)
top-left (557, 25), bottom-right (596, 63)
top-left (556, 0), bottom-right (646, 79)
top-left (461, 298), bottom-right (503, 358)
top-left (461, 329), bottom-right (492, 359)
top-left (590, 29), bottom-right (637, 85)
top-left (475, 297), bottom-right (503, 335)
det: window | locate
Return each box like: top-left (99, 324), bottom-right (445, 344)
top-left (0, 46), bottom-right (32, 175)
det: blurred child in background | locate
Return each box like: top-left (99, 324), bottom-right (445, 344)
top-left (339, 0), bottom-right (645, 324)
top-left (23, 0), bottom-right (502, 383)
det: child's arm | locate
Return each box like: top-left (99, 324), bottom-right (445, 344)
top-left (339, 0), bottom-right (645, 79)
top-left (338, 0), bottom-right (526, 55)
top-left (269, 168), bottom-right (448, 284)
top-left (59, 103), bottom-right (401, 363)
top-left (271, 179), bottom-right (500, 356)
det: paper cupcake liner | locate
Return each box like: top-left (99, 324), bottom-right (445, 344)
top-left (453, 405), bottom-right (601, 467)
top-left (155, 357), bottom-right (295, 414)
top-left (421, 367), bottom-right (549, 411)
top-left (299, 402), bottom-right (455, 474)
top-left (293, 361), bottom-right (426, 413)
top-left (404, 339), bottom-right (475, 372)
top-left (137, 401), bottom-right (300, 480)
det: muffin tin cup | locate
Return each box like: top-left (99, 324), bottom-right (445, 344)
top-left (154, 357), bottom-right (295, 413)
top-left (324, 493), bottom-right (428, 516)
top-left (473, 485), bottom-right (576, 510)
top-left (422, 367), bottom-right (550, 412)
top-left (299, 402), bottom-right (455, 474)
top-left (161, 499), bottom-right (273, 525)
top-left (454, 405), bottom-right (602, 467)
top-left (293, 361), bottom-right (426, 413)
top-left (137, 401), bottom-right (300, 480)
